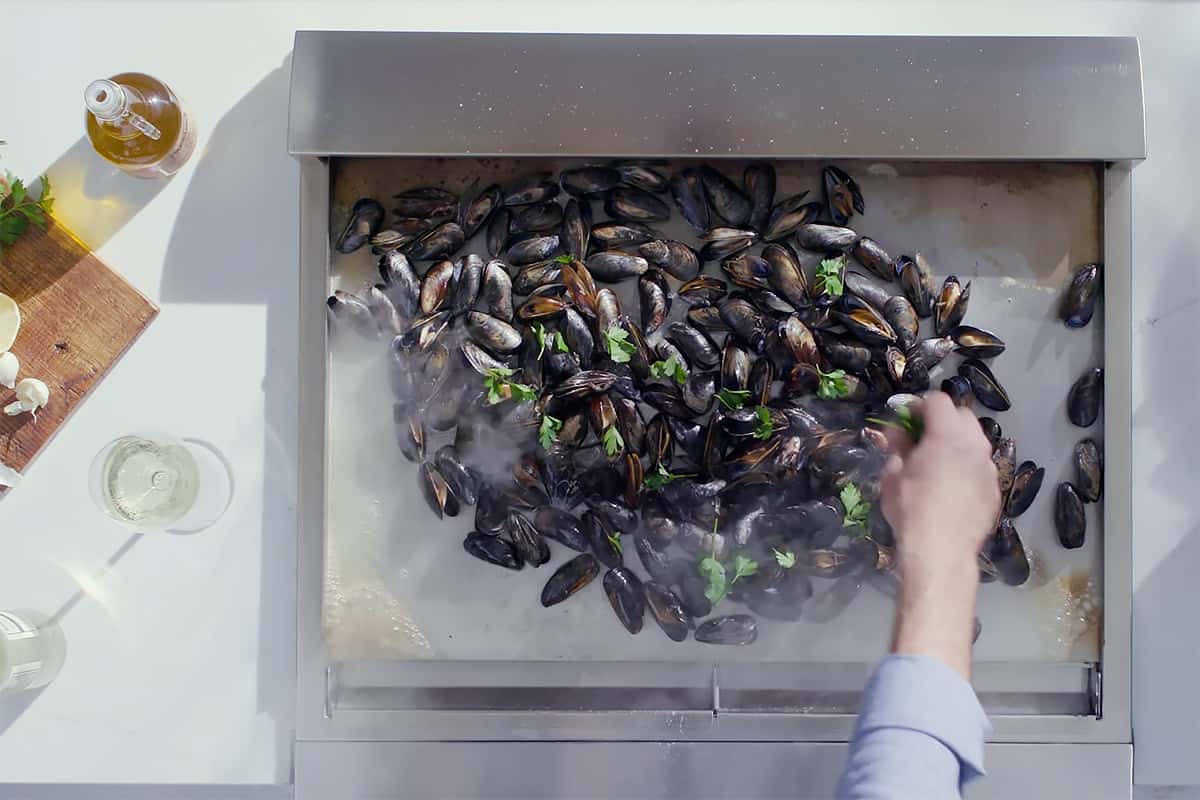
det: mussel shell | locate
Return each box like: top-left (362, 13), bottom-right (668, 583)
top-left (1060, 263), bottom-right (1101, 328)
top-left (807, 443), bottom-right (869, 492)
top-left (907, 336), bottom-right (956, 370)
top-left (603, 566), bottom-right (647, 634)
top-left (823, 165), bottom-right (864, 226)
top-left (667, 322), bottom-right (721, 369)
top-left (643, 384), bottom-right (694, 419)
top-left (1074, 438), bottom-right (1103, 502)
top-left (687, 305), bottom-right (728, 332)
top-left (464, 311), bottom-right (523, 355)
top-left (365, 285), bottom-right (404, 337)
top-left (506, 511), bottom-right (551, 567)
top-left (748, 358), bottom-right (774, 406)
top-left (418, 461), bottom-right (460, 519)
top-left (639, 239), bottom-right (701, 281)
top-left (676, 572), bottom-right (714, 618)
top-left (503, 172), bottom-right (559, 206)
top-left (459, 183), bottom-right (502, 238)
top-left (1005, 460), bottom-right (1045, 518)
top-left (761, 242), bottom-right (809, 309)
top-left (378, 250), bottom-right (422, 322)
top-left (979, 417), bottom-right (1003, 450)
top-left (678, 276), bottom-right (728, 307)
top-left (582, 511), bottom-right (624, 568)
top-left (699, 227), bottom-right (758, 262)
top-left (509, 202), bottom-right (563, 234)
top-left (393, 187), bottom-right (456, 218)
top-left (644, 582), bottom-right (692, 641)
top-left (836, 294), bottom-right (897, 348)
top-left (794, 223), bottom-right (858, 254)
top-left (463, 531), bottom-right (523, 570)
top-left (638, 270), bottom-right (671, 334)
top-left (952, 325), bottom-right (1006, 359)
top-left (719, 298), bottom-right (767, 353)
top-left (764, 196), bottom-right (821, 242)
top-left (508, 234), bottom-right (561, 266)
top-left (815, 331), bottom-right (872, 374)
top-left (617, 163), bottom-right (669, 193)
top-left (479, 258), bottom-right (514, 321)
top-left (883, 296), bottom-right (919, 351)
top-left (744, 566), bottom-right (813, 621)
top-left (335, 198), bottom-right (385, 254)
top-left (606, 186), bottom-right (671, 223)
top-left (694, 614), bottom-right (758, 646)
top-left (541, 554), bottom-right (600, 607)
top-left (992, 437), bottom-right (1017, 496)
top-left (670, 169), bottom-right (711, 233)
top-left (958, 358), bottom-right (1012, 411)
top-left (635, 536), bottom-right (678, 584)
top-left (989, 517), bottom-right (1031, 586)
top-left (562, 260), bottom-right (599, 317)
top-left (850, 237), bottom-right (894, 282)
top-left (1055, 483), bottom-right (1087, 549)
top-left (487, 208), bottom-right (511, 256)
top-left (721, 254), bottom-right (772, 291)
top-left (941, 376), bottom-right (973, 408)
top-left (896, 253), bottom-right (935, 317)
top-left (843, 270), bottom-right (892, 312)
top-left (700, 165), bottom-right (752, 226)
top-left (591, 221), bottom-right (660, 250)
top-left (404, 221), bottom-right (465, 261)
top-left (682, 371), bottom-right (718, 415)
top-left (435, 445), bottom-right (479, 506)
top-left (560, 198), bottom-right (590, 259)
top-left (935, 275), bottom-right (971, 337)
top-left (393, 404), bottom-right (426, 463)
top-left (560, 165), bottom-right (622, 197)
top-left (474, 483), bottom-right (509, 534)
top-left (1067, 367), bottom-right (1103, 427)
top-left (586, 251), bottom-right (650, 282)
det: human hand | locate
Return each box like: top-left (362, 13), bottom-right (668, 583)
top-left (879, 392), bottom-right (1001, 678)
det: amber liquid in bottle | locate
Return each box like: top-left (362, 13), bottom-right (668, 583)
top-left (85, 72), bottom-right (197, 178)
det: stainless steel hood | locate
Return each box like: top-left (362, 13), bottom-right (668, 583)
top-left (289, 32), bottom-right (1143, 799)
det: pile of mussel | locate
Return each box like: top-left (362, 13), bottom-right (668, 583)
top-left (328, 161), bottom-right (1102, 646)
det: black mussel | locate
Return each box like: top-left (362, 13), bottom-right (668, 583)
top-left (780, 406), bottom-right (828, 438)
top-left (644, 413), bottom-right (674, 470)
top-left (958, 358), bottom-right (1011, 411)
top-left (474, 483), bottom-right (508, 535)
top-left (464, 311), bottom-right (522, 355)
top-left (683, 371), bottom-right (718, 415)
top-left (503, 172), bottom-right (559, 207)
top-left (636, 536), bottom-right (677, 584)
top-left (638, 270), bottom-right (671, 334)
top-left (787, 499), bottom-right (842, 547)
top-left (509, 202), bottom-right (563, 235)
top-left (992, 437), bottom-right (1016, 496)
top-left (989, 517), bottom-right (1030, 586)
top-left (643, 384), bottom-right (693, 419)
top-left (1067, 368), bottom-right (1103, 427)
top-left (606, 186), bottom-right (671, 223)
top-left (764, 194), bottom-right (821, 242)
top-left (560, 165), bottom-right (622, 197)
top-left (487, 208), bottom-right (511, 256)
top-left (896, 253), bottom-right (935, 317)
top-left (393, 404), bottom-right (426, 463)
top-left (815, 331), bottom-right (871, 374)
top-left (557, 409), bottom-right (589, 448)
top-left (616, 163), bottom-right (669, 193)
top-left (794, 223), bottom-right (857, 254)
top-left (535, 506), bottom-right (589, 552)
top-left (404, 221), bottom-right (465, 261)
top-left (480, 258), bottom-right (514, 321)
top-left (586, 251), bottom-right (649, 282)
top-left (562, 260), bottom-right (599, 318)
top-left (639, 239), bottom-right (701, 281)
top-left (604, 567), bottom-right (647, 634)
top-left (744, 162), bottom-right (776, 232)
top-left (699, 227), bottom-right (758, 262)
top-left (378, 250), bottom-right (422, 323)
top-left (935, 275), bottom-right (971, 337)
top-left (952, 325), bottom-right (1006, 359)
top-left (560, 198), bottom-right (589, 258)
top-left (850, 237), bottom-right (894, 282)
top-left (398, 310), bottom-right (451, 353)
top-left (591, 221), bottom-right (660, 250)
top-left (560, 307), bottom-right (594, 366)
top-left (551, 370), bottom-right (618, 403)
top-left (670, 169), bottom-right (711, 233)
top-left (721, 253), bottom-right (772, 292)
top-left (516, 294), bottom-right (568, 322)
top-left (588, 393), bottom-right (619, 438)
top-left (458, 183), bottom-right (502, 238)
top-left (808, 443), bottom-right (869, 492)
top-left (507, 511), bottom-right (551, 567)
top-left (843, 270), bottom-right (892, 311)
top-left (419, 259), bottom-right (454, 314)
top-left (371, 222), bottom-right (429, 254)
top-left (979, 417), bottom-right (1003, 450)
top-left (677, 572), bottom-right (714, 618)
top-left (621, 451), bottom-right (644, 508)
top-left (435, 445), bottom-right (479, 506)
top-left (1060, 263), bottom-right (1102, 328)
top-left (1074, 438), bottom-right (1103, 502)
top-left (882, 346), bottom-right (907, 386)
top-left (745, 565), bottom-right (813, 621)
top-left (883, 296), bottom-right (920, 351)
top-left (836, 294), bottom-right (897, 348)
top-left (687, 305), bottom-right (728, 332)
top-left (695, 614), bottom-right (758, 646)
top-left (907, 336), bottom-right (956, 371)
top-left (644, 582), bottom-right (692, 641)
top-left (719, 298), bottom-right (767, 353)
top-left (748, 358), bottom-right (774, 406)
top-left (541, 554), bottom-right (600, 607)
top-left (667, 322), bottom-right (721, 369)
top-left (583, 510), bottom-right (624, 568)
top-left (719, 340), bottom-right (753, 393)
top-left (335, 198), bottom-right (385, 253)
top-left (823, 165), bottom-right (864, 225)
top-left (941, 376), bottom-right (973, 408)
top-left (762, 242), bottom-right (809, 309)
top-left (393, 187), bottom-right (456, 218)
top-left (1055, 483), bottom-right (1087, 549)
top-left (785, 363), bottom-right (821, 396)
top-left (418, 461), bottom-right (460, 519)
top-left (464, 531), bottom-right (523, 570)
top-left (327, 290), bottom-right (379, 340)
top-left (678, 276), bottom-right (728, 307)
top-left (508, 234), bottom-right (561, 266)
top-left (365, 285), bottom-right (404, 337)
top-left (451, 254), bottom-right (484, 314)
top-left (700, 165), bottom-right (752, 226)
top-left (802, 546), bottom-right (863, 579)
top-left (1005, 460), bottom-right (1045, 517)
top-left (653, 340), bottom-right (691, 382)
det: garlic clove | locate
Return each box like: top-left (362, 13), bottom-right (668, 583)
top-left (0, 351), bottom-right (17, 389)
top-left (14, 378), bottom-right (49, 412)
top-left (3, 400), bottom-right (30, 416)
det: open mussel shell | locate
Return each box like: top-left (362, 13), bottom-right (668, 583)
top-left (393, 403), bottom-right (426, 463)
top-left (1074, 438), bottom-right (1103, 502)
top-left (952, 325), bottom-right (1005, 359)
top-left (1060, 263), bottom-right (1102, 328)
top-left (541, 554), bottom-right (600, 607)
top-left (934, 275), bottom-right (971, 337)
top-left (761, 242), bottom-right (809, 309)
top-left (459, 183), bottom-right (502, 238)
top-left (700, 226), bottom-right (758, 262)
top-left (435, 445), bottom-right (479, 506)
top-left (992, 437), bottom-right (1017, 496)
top-left (721, 253), bottom-right (772, 292)
top-left (1067, 367), bottom-right (1103, 427)
top-left (823, 165), bottom-right (864, 226)
top-left (836, 294), bottom-right (897, 348)
top-left (958, 358), bottom-right (1011, 411)
top-left (603, 566), bottom-right (647, 634)
top-left (678, 275), bottom-right (728, 308)
top-left (335, 198), bottom-right (385, 254)
top-left (418, 460), bottom-right (460, 519)
top-left (1005, 460), bottom-right (1045, 517)
top-left (506, 511), bottom-right (551, 567)
top-left (695, 614), bottom-right (758, 646)
top-left (896, 253), bottom-right (935, 317)
top-left (988, 517), bottom-right (1030, 586)
top-left (764, 195), bottom-right (821, 242)
top-left (1055, 483), bottom-right (1087, 549)
top-left (644, 582), bottom-right (692, 641)
top-left (464, 531), bottom-right (523, 570)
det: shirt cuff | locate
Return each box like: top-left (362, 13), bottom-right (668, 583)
top-left (855, 654), bottom-right (992, 781)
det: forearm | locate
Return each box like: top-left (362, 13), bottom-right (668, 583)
top-left (891, 558), bottom-right (980, 680)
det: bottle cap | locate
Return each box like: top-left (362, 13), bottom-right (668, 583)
top-left (84, 79), bottom-right (126, 120)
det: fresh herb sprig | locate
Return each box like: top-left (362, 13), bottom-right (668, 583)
top-left (483, 367), bottom-right (536, 405)
top-left (650, 356), bottom-right (687, 384)
top-left (840, 482), bottom-right (871, 535)
top-left (0, 173), bottom-right (53, 256)
top-left (716, 387), bottom-right (751, 410)
top-left (816, 367), bottom-right (850, 400)
top-left (603, 326), bottom-right (637, 363)
top-left (814, 256), bottom-right (845, 299)
top-left (773, 548), bottom-right (797, 569)
top-left (538, 414), bottom-right (562, 449)
top-left (602, 425), bottom-right (625, 456)
top-left (642, 462), bottom-right (696, 491)
top-left (867, 404), bottom-right (925, 443)
top-left (753, 406), bottom-right (774, 439)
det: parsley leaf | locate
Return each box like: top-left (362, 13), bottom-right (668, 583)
top-left (606, 531), bottom-right (623, 554)
top-left (867, 404), bottom-right (925, 443)
top-left (554, 253), bottom-right (574, 264)
top-left (716, 388), bottom-right (751, 410)
top-left (602, 425), bottom-right (625, 456)
top-left (483, 367), bottom-right (535, 405)
top-left (815, 257), bottom-right (846, 298)
top-left (840, 482), bottom-right (871, 533)
top-left (553, 330), bottom-right (569, 353)
top-left (604, 326), bottom-right (637, 363)
top-left (753, 406), bottom-right (774, 439)
top-left (642, 462), bottom-right (696, 491)
top-left (698, 556), bottom-right (728, 604)
top-left (509, 382), bottom-right (537, 403)
top-left (649, 356), bottom-right (687, 384)
top-left (0, 173), bottom-right (53, 255)
top-left (538, 414), bottom-right (562, 450)
top-left (816, 367), bottom-right (850, 400)
top-left (731, 554), bottom-right (759, 584)
top-left (773, 548), bottom-right (797, 569)
top-left (532, 322), bottom-right (549, 359)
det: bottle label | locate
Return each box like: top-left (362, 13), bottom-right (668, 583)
top-left (0, 611), bottom-right (38, 641)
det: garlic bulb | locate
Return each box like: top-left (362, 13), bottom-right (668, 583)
top-left (0, 351), bottom-right (17, 389)
top-left (4, 377), bottom-right (50, 418)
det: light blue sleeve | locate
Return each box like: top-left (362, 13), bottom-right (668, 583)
top-left (836, 654), bottom-right (992, 800)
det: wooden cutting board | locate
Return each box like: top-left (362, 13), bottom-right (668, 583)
top-left (0, 217), bottom-right (157, 487)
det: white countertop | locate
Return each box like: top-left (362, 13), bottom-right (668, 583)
top-left (1, 0), bottom-right (1197, 792)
